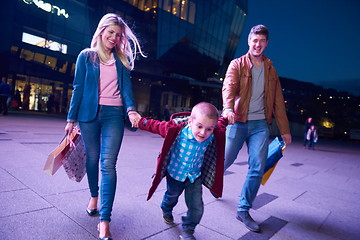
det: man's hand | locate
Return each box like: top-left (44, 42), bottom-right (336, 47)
top-left (222, 109), bottom-right (235, 125)
top-left (281, 134), bottom-right (292, 145)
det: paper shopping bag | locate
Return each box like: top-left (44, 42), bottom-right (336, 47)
top-left (43, 126), bottom-right (85, 179)
top-left (62, 132), bottom-right (86, 182)
top-left (43, 134), bottom-right (68, 175)
top-left (261, 137), bottom-right (286, 185)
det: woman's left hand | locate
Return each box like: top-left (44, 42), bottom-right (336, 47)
top-left (128, 111), bottom-right (141, 128)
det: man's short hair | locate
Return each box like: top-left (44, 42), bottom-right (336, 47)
top-left (248, 24), bottom-right (269, 41)
top-left (191, 102), bottom-right (219, 120)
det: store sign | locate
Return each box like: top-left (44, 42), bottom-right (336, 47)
top-left (23, 0), bottom-right (69, 18)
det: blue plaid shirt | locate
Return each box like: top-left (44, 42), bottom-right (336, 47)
top-left (167, 124), bottom-right (213, 183)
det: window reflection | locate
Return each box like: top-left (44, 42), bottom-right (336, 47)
top-left (127, 0), bottom-right (196, 24)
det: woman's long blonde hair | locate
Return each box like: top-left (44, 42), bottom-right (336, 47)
top-left (90, 13), bottom-right (146, 70)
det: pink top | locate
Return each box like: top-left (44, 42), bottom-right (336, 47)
top-left (99, 57), bottom-right (123, 106)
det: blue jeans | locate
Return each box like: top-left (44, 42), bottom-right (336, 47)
top-left (224, 120), bottom-right (269, 212)
top-left (79, 105), bottom-right (124, 222)
top-left (161, 173), bottom-right (204, 232)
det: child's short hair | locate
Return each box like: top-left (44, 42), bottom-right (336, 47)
top-left (190, 102), bottom-right (219, 120)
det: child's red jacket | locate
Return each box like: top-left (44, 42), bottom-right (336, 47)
top-left (138, 112), bottom-right (228, 200)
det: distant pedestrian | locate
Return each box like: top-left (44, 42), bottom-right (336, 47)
top-left (0, 76), bottom-right (11, 115)
top-left (64, 13), bottom-right (145, 240)
top-left (222, 24), bottom-right (292, 232)
top-left (306, 125), bottom-right (318, 150)
top-left (14, 89), bottom-right (22, 110)
top-left (22, 83), bottom-right (31, 110)
top-left (136, 102), bottom-right (228, 240)
top-left (303, 117), bottom-right (313, 147)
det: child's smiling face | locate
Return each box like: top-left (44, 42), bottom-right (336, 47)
top-left (188, 115), bottom-right (217, 142)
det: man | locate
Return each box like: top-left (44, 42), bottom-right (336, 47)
top-left (222, 25), bottom-right (292, 232)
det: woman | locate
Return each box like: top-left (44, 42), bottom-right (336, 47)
top-left (65, 13), bottom-right (145, 240)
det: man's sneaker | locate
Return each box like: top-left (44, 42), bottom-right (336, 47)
top-left (236, 211), bottom-right (261, 232)
top-left (163, 214), bottom-right (174, 225)
top-left (179, 230), bottom-right (196, 240)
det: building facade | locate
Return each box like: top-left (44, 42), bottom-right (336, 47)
top-left (0, 0), bottom-right (247, 117)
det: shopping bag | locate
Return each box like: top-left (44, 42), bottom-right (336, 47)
top-left (43, 134), bottom-right (69, 175)
top-left (62, 129), bottom-right (86, 182)
top-left (261, 137), bottom-right (286, 185)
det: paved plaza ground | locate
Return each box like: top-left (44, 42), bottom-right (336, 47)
top-left (0, 112), bottom-right (359, 240)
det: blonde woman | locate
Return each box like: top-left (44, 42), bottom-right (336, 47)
top-left (65, 13), bottom-right (145, 240)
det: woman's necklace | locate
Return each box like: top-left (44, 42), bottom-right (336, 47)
top-left (101, 53), bottom-right (116, 65)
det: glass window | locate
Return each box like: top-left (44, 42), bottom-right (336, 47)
top-left (58, 61), bottom-right (68, 73)
top-left (161, 0), bottom-right (172, 12)
top-left (172, 0), bottom-right (180, 17)
top-left (180, 0), bottom-right (188, 20)
top-left (22, 32), bottom-right (67, 54)
top-left (45, 56), bottom-right (57, 70)
top-left (181, 96), bottom-right (186, 107)
top-left (172, 95), bottom-right (178, 107)
top-left (163, 93), bottom-right (169, 105)
top-left (20, 49), bottom-right (34, 61)
top-left (34, 53), bottom-right (45, 64)
top-left (11, 46), bottom-right (19, 54)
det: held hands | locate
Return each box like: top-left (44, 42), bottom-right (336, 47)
top-left (128, 111), bottom-right (141, 128)
top-left (222, 109), bottom-right (235, 125)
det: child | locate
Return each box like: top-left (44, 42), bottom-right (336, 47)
top-left (306, 125), bottom-right (318, 150)
top-left (137, 102), bottom-right (228, 240)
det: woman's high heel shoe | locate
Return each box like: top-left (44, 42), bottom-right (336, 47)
top-left (86, 208), bottom-right (98, 216)
top-left (87, 197), bottom-right (98, 216)
top-left (97, 223), bottom-right (112, 240)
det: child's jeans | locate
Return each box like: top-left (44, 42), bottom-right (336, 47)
top-left (161, 173), bottom-right (204, 232)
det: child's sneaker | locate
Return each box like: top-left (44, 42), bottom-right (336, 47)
top-left (163, 214), bottom-right (174, 225)
top-left (179, 230), bottom-right (196, 240)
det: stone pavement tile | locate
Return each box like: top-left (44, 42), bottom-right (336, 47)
top-left (239, 216), bottom-right (287, 240)
top-left (117, 166), bottom-right (158, 197)
top-left (252, 193), bottom-right (279, 210)
top-left (0, 168), bottom-right (27, 192)
top-left (109, 198), bottom-right (182, 239)
top-left (45, 189), bottom-right (105, 238)
top-left (145, 224), bottom-right (233, 240)
top-left (144, 224), bottom-right (183, 240)
top-left (259, 198), bottom-right (330, 231)
top-left (258, 178), bottom-right (307, 201)
top-left (303, 171), bottom-right (359, 193)
top-left (0, 189), bottom-right (52, 217)
top-left (294, 189), bottom-right (360, 219)
top-left (0, 143), bottom-right (47, 169)
top-left (199, 200), bottom-right (251, 239)
top-left (45, 187), bottom-right (173, 239)
top-left (280, 160), bottom-right (324, 176)
top-left (324, 161), bottom-right (360, 180)
top-left (267, 177), bottom-right (360, 204)
top-left (319, 211), bottom-right (360, 240)
top-left (0, 208), bottom-right (95, 240)
top-left (21, 142), bottom-right (62, 156)
top-left (346, 177), bottom-right (360, 192)
top-left (7, 165), bottom-right (88, 197)
top-left (270, 222), bottom-right (341, 240)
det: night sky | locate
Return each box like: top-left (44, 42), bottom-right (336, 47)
top-left (235, 0), bottom-right (360, 96)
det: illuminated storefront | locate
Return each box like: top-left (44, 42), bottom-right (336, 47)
top-left (0, 0), bottom-right (247, 116)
